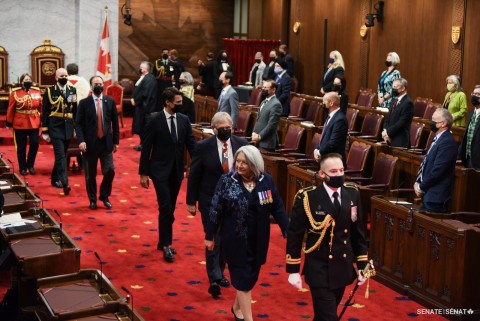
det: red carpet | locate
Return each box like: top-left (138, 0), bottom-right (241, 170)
top-left (0, 117), bottom-right (447, 321)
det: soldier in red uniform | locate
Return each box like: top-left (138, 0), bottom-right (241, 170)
top-left (6, 73), bottom-right (43, 176)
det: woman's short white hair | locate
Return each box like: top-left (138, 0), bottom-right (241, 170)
top-left (180, 71), bottom-right (194, 85)
top-left (234, 145), bottom-right (264, 178)
top-left (446, 74), bottom-right (462, 90)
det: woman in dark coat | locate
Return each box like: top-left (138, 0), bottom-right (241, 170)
top-left (205, 145), bottom-right (288, 321)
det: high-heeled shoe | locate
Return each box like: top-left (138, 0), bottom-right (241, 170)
top-left (231, 307), bottom-right (244, 321)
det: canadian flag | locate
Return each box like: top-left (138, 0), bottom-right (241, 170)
top-left (96, 14), bottom-right (112, 87)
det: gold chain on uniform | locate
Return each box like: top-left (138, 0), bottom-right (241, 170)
top-left (14, 91), bottom-right (34, 110)
top-left (302, 192), bottom-right (335, 254)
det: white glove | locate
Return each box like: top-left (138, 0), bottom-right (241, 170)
top-left (42, 133), bottom-right (51, 143)
top-left (357, 270), bottom-right (367, 286)
top-left (288, 273), bottom-right (303, 289)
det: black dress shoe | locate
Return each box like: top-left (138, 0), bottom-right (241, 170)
top-left (20, 169), bottom-right (28, 176)
top-left (170, 247), bottom-right (177, 254)
top-left (163, 247), bottom-right (174, 263)
top-left (51, 181), bottom-right (63, 188)
top-left (217, 277), bottom-right (230, 288)
top-left (63, 185), bottom-right (71, 195)
top-left (89, 201), bottom-right (98, 210)
top-left (28, 167), bottom-right (36, 175)
top-left (157, 244), bottom-right (177, 254)
top-left (208, 282), bottom-right (221, 298)
top-left (231, 307), bottom-right (244, 321)
top-left (99, 198), bottom-right (112, 209)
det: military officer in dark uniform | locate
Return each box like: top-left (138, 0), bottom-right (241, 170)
top-left (286, 153), bottom-right (369, 321)
top-left (41, 67), bottom-right (77, 195)
top-left (154, 48), bottom-right (177, 106)
top-left (6, 73), bottom-right (43, 175)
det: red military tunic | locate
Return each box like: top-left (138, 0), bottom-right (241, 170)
top-left (6, 87), bottom-right (43, 129)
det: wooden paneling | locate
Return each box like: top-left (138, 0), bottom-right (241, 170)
top-left (118, 0), bottom-right (234, 79)
top-left (462, 0), bottom-right (480, 101)
top-left (261, 0), bottom-right (289, 42)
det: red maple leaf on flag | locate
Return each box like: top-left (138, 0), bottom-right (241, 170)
top-left (96, 15), bottom-right (112, 87)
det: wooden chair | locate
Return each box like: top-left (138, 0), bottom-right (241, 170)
top-left (119, 78), bottom-right (134, 114)
top-left (346, 108), bottom-right (359, 132)
top-left (349, 112), bottom-right (384, 140)
top-left (413, 97), bottom-right (431, 118)
top-left (285, 132), bottom-right (322, 164)
top-left (234, 110), bottom-right (252, 137)
top-left (287, 96), bottom-right (305, 118)
top-left (240, 87), bottom-right (262, 108)
top-left (345, 141), bottom-right (372, 177)
top-left (106, 84), bottom-right (124, 128)
top-left (423, 102), bottom-right (440, 120)
top-left (410, 121), bottom-right (425, 149)
top-left (193, 94), bottom-right (207, 124)
top-left (351, 88), bottom-right (376, 108)
top-left (262, 124), bottom-right (305, 154)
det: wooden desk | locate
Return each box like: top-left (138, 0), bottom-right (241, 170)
top-left (35, 302), bottom-right (144, 321)
top-left (36, 269), bottom-right (143, 321)
top-left (262, 155), bottom-right (288, 204)
top-left (0, 173), bottom-right (37, 213)
top-left (370, 196), bottom-right (480, 320)
top-left (0, 208), bottom-right (58, 241)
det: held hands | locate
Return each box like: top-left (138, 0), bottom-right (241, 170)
top-left (79, 142), bottom-right (87, 153)
top-left (288, 273), bottom-right (303, 289)
top-left (313, 149), bottom-right (321, 161)
top-left (357, 270), bottom-right (367, 286)
top-left (42, 133), bottom-right (51, 143)
top-left (186, 204), bottom-right (196, 216)
top-left (204, 239), bottom-right (214, 251)
top-left (114, 145), bottom-right (119, 153)
top-left (251, 132), bottom-right (260, 142)
top-left (130, 98), bottom-right (135, 106)
top-left (378, 96), bottom-right (385, 105)
top-left (140, 175), bottom-right (149, 189)
top-left (413, 182), bottom-right (423, 197)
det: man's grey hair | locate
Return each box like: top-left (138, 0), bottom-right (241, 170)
top-left (434, 108), bottom-right (454, 129)
top-left (211, 112), bottom-right (232, 127)
top-left (393, 77), bottom-right (408, 89)
top-left (234, 145), bottom-right (264, 178)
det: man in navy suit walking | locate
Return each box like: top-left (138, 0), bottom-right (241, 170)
top-left (414, 108), bottom-right (457, 213)
top-left (76, 76), bottom-right (119, 210)
top-left (186, 112), bottom-right (248, 298)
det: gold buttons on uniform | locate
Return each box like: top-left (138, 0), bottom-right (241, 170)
top-left (344, 229), bottom-right (348, 234)
top-left (344, 240), bottom-right (347, 244)
top-left (329, 255), bottom-right (333, 259)
top-left (343, 254), bottom-right (347, 258)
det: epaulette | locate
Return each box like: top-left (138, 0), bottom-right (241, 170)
top-left (294, 185), bottom-right (316, 200)
top-left (343, 182), bottom-right (358, 190)
top-left (11, 87), bottom-right (21, 92)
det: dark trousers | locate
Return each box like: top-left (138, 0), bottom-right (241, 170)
top-left (152, 173), bottom-right (182, 247)
top-left (51, 138), bottom-right (70, 186)
top-left (83, 138), bottom-right (115, 202)
top-left (14, 129), bottom-right (39, 171)
top-left (310, 286), bottom-right (346, 321)
top-left (200, 208), bottom-right (226, 282)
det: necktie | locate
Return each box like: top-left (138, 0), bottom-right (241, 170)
top-left (416, 135), bottom-right (438, 183)
top-left (466, 111), bottom-right (479, 158)
top-left (276, 75), bottom-right (281, 82)
top-left (259, 98), bottom-right (267, 112)
top-left (221, 143), bottom-right (229, 173)
top-left (332, 191), bottom-right (341, 214)
top-left (170, 115), bottom-right (177, 143)
top-left (391, 98), bottom-right (398, 112)
top-left (319, 115), bottom-right (331, 143)
top-left (96, 98), bottom-right (104, 138)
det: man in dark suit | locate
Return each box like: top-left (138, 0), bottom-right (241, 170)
top-left (76, 76), bottom-right (120, 210)
top-left (314, 92), bottom-right (348, 167)
top-left (197, 52), bottom-right (215, 96)
top-left (217, 71), bottom-right (239, 129)
top-left (274, 60), bottom-right (292, 116)
top-left (263, 49), bottom-right (278, 81)
top-left (251, 80), bottom-right (283, 152)
top-left (414, 109), bottom-right (458, 213)
top-left (459, 85), bottom-right (480, 169)
top-left (286, 153), bottom-right (369, 321)
top-left (131, 61), bottom-right (157, 151)
top-left (41, 68), bottom-right (77, 195)
top-left (381, 78), bottom-right (414, 148)
top-left (186, 112), bottom-right (248, 298)
top-left (278, 44), bottom-right (294, 77)
top-left (139, 87), bottom-right (196, 263)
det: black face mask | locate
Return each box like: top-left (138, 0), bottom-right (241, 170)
top-left (324, 174), bottom-right (345, 188)
top-left (162, 54), bottom-right (169, 60)
top-left (216, 128), bottom-right (231, 141)
top-left (385, 61), bottom-right (392, 67)
top-left (221, 55), bottom-right (228, 60)
top-left (93, 86), bottom-right (103, 95)
top-left (58, 78), bottom-right (68, 86)
top-left (23, 81), bottom-right (32, 91)
top-left (255, 59), bottom-right (262, 64)
top-left (138, 68), bottom-right (143, 75)
top-left (261, 90), bottom-right (269, 100)
top-left (429, 121), bottom-right (439, 133)
top-left (279, 52), bottom-right (286, 57)
top-left (391, 88), bottom-right (400, 97)
top-left (471, 96), bottom-right (480, 106)
top-left (171, 103), bottom-right (182, 113)
top-left (178, 79), bottom-right (186, 85)
top-left (270, 57), bottom-right (276, 63)
top-left (332, 84), bottom-right (341, 92)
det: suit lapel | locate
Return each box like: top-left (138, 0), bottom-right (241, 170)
top-left (209, 137), bottom-right (223, 171)
top-left (317, 184), bottom-right (337, 218)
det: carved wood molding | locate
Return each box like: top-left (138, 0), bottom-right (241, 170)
top-left (359, 0), bottom-right (370, 89)
top-left (449, 0), bottom-right (466, 77)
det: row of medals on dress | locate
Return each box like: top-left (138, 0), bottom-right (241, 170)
top-left (258, 190), bottom-right (273, 205)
